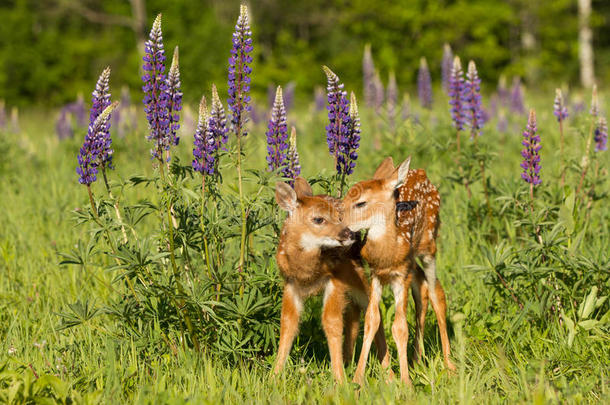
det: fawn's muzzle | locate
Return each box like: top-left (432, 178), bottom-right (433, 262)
top-left (338, 228), bottom-right (355, 244)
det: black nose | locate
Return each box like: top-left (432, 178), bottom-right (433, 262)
top-left (339, 228), bottom-right (354, 241)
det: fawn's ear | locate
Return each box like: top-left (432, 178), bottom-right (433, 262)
top-left (276, 182), bottom-right (298, 213)
top-left (294, 177), bottom-right (313, 199)
top-left (387, 156), bottom-right (411, 190)
top-left (373, 157), bottom-right (395, 179)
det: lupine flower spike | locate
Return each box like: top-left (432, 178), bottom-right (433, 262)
top-left (578, 85), bottom-right (603, 195)
top-left (510, 77), bottom-right (525, 115)
top-left (362, 44), bottom-right (376, 108)
top-left (373, 71), bottom-right (384, 115)
top-left (283, 127), bottom-right (301, 187)
top-left (449, 56), bottom-right (466, 151)
top-left (227, 4), bottom-right (253, 138)
top-left (323, 65), bottom-right (350, 164)
top-left (418, 57), bottom-right (432, 109)
top-left (464, 60), bottom-right (484, 139)
top-left (553, 89), bottom-right (568, 122)
top-left (142, 14), bottom-right (172, 161)
top-left (520, 109), bottom-right (541, 192)
top-left (441, 43), bottom-right (453, 93)
top-left (77, 101), bottom-right (119, 185)
top-left (266, 86), bottom-right (289, 172)
top-left (166, 46), bottom-right (182, 149)
top-left (192, 95), bottom-right (211, 175)
top-left (554, 88), bottom-right (569, 184)
top-left (594, 116), bottom-right (607, 152)
top-left (387, 72), bottom-right (398, 130)
top-left (341, 91), bottom-right (361, 176)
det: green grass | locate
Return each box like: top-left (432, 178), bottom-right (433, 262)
top-left (0, 96), bottom-right (608, 404)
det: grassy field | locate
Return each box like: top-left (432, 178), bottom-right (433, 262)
top-left (0, 92), bottom-right (609, 404)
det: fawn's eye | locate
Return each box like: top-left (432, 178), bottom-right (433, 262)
top-left (312, 217), bottom-right (325, 225)
top-left (355, 202), bottom-right (367, 208)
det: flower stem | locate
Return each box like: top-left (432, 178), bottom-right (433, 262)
top-left (236, 133), bottom-right (247, 297)
top-left (87, 185), bottom-right (99, 220)
top-left (559, 119), bottom-right (565, 186)
top-left (577, 119), bottom-right (595, 197)
top-left (159, 160), bottom-right (200, 351)
top-left (101, 168), bottom-right (128, 243)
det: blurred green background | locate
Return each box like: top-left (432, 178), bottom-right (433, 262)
top-left (1, 0), bottom-right (610, 108)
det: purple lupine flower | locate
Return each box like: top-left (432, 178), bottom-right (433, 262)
top-left (441, 43), bottom-right (453, 93)
top-left (284, 81), bottom-right (296, 112)
top-left (448, 56), bottom-right (466, 131)
top-left (323, 65), bottom-right (350, 160)
top-left (594, 116), bottom-right (608, 152)
top-left (56, 109), bottom-right (74, 140)
top-left (166, 46), bottom-right (182, 147)
top-left (387, 72), bottom-right (398, 129)
top-left (209, 84), bottom-right (229, 148)
top-left (520, 109), bottom-right (541, 186)
top-left (363, 44), bottom-right (376, 108)
top-left (74, 94), bottom-right (87, 127)
top-left (227, 4), bottom-right (253, 138)
top-left (283, 127), bottom-right (301, 187)
top-left (553, 88), bottom-right (568, 122)
top-left (464, 61), bottom-right (484, 138)
top-left (373, 71), bottom-right (384, 115)
top-left (77, 102), bottom-right (119, 185)
top-left (314, 86), bottom-right (325, 112)
top-left (142, 14), bottom-right (172, 160)
top-left (418, 57), bottom-right (432, 109)
top-left (497, 75), bottom-right (509, 107)
top-left (510, 77), bottom-right (525, 115)
top-left (192, 96), bottom-right (212, 175)
top-left (590, 84), bottom-right (599, 117)
top-left (337, 92), bottom-right (361, 175)
top-left (88, 67), bottom-right (113, 167)
top-left (193, 86), bottom-right (228, 176)
top-left (266, 86), bottom-right (289, 171)
top-left (572, 100), bottom-right (586, 115)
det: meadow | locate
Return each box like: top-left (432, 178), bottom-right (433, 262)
top-left (1, 6), bottom-right (609, 405)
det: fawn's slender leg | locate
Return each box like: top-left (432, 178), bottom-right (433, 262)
top-left (391, 274), bottom-right (412, 385)
top-left (423, 256), bottom-right (456, 371)
top-left (343, 302), bottom-right (360, 364)
top-left (347, 266), bottom-right (391, 369)
top-left (322, 280), bottom-right (347, 382)
top-left (412, 270), bottom-right (429, 363)
top-left (353, 276), bottom-right (382, 385)
top-left (273, 283), bottom-right (303, 375)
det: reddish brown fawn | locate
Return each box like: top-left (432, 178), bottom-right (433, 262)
top-left (273, 177), bottom-right (390, 382)
top-left (343, 156), bottom-right (455, 385)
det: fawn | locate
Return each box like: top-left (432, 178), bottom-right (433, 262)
top-left (273, 177), bottom-right (390, 382)
top-left (343, 156), bottom-right (455, 385)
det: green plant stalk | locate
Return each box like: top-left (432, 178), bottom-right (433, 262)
top-left (236, 133), bottom-right (247, 297)
top-left (159, 159), bottom-right (201, 352)
top-left (86, 185), bottom-right (143, 307)
top-left (577, 118), bottom-right (595, 197)
top-left (101, 167), bottom-right (128, 243)
top-left (559, 118), bottom-right (565, 186)
top-left (200, 176), bottom-right (214, 283)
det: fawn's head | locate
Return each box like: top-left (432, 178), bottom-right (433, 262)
top-left (343, 156), bottom-right (411, 233)
top-left (276, 177), bottom-right (355, 251)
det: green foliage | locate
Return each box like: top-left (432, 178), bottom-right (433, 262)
top-left (2, 0), bottom-right (610, 106)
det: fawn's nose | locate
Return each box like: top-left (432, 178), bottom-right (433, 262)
top-left (338, 227), bottom-right (355, 241)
